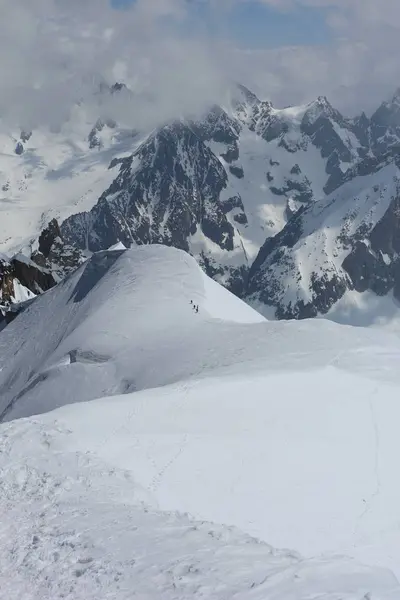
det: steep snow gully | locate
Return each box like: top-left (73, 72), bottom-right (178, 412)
top-left (2, 245), bottom-right (400, 598)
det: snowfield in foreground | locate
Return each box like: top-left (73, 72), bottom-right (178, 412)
top-left (2, 417), bottom-right (399, 600)
top-left (2, 245), bottom-right (400, 598)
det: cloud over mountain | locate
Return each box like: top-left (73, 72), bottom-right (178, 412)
top-left (3, 0), bottom-right (400, 131)
top-left (0, 0), bottom-right (228, 130)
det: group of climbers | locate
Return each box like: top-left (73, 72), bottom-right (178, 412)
top-left (190, 300), bottom-right (199, 313)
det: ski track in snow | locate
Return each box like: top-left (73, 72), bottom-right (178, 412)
top-left (353, 389), bottom-right (382, 545)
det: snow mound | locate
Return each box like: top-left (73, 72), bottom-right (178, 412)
top-left (107, 241), bottom-right (128, 251)
top-left (0, 244), bottom-right (263, 420)
top-left (2, 243), bottom-right (400, 424)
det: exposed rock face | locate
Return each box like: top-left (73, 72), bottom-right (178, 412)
top-left (342, 193), bottom-right (400, 299)
top-left (88, 118), bottom-right (117, 150)
top-left (12, 256), bottom-right (56, 295)
top-left (56, 86), bottom-right (400, 312)
top-left (0, 220), bottom-right (86, 324)
top-left (36, 219), bottom-right (86, 280)
top-left (38, 218), bottom-right (61, 258)
top-left (14, 142), bottom-right (24, 156)
top-left (63, 123), bottom-right (230, 252)
top-left (0, 260), bottom-right (17, 306)
top-left (58, 91), bottom-right (361, 292)
top-left (0, 254), bottom-right (50, 325)
top-left (61, 122), bottom-right (250, 289)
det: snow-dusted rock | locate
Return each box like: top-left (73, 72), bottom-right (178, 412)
top-left (247, 150), bottom-right (400, 319)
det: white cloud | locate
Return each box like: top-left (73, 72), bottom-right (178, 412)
top-left (0, 0), bottom-right (229, 131)
top-left (231, 0), bottom-right (400, 114)
top-left (2, 0), bottom-right (400, 131)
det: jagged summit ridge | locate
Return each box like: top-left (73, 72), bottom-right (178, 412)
top-left (58, 85), bottom-right (376, 293)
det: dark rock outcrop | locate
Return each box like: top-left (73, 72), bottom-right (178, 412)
top-left (61, 122), bottom-right (247, 287)
top-left (0, 220), bottom-right (86, 323)
top-left (342, 193), bottom-right (400, 299)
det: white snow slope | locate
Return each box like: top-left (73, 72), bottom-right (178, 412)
top-left (2, 417), bottom-right (398, 600)
top-left (2, 244), bottom-right (400, 598)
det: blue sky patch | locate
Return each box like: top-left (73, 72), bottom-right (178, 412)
top-left (111, 0), bottom-right (332, 49)
top-left (225, 2), bottom-right (331, 48)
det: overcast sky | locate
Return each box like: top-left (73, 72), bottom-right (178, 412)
top-left (1, 0), bottom-right (400, 130)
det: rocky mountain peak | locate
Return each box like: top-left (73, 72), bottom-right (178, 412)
top-left (369, 89), bottom-right (400, 152)
top-left (301, 96), bottom-right (337, 126)
top-left (233, 83), bottom-right (261, 108)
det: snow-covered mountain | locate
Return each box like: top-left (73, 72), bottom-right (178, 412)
top-left (247, 146), bottom-right (400, 319)
top-left (2, 244), bottom-right (400, 597)
top-left (3, 83), bottom-right (400, 319)
top-left (60, 87), bottom-right (369, 294)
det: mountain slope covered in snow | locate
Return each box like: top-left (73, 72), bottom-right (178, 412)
top-left (247, 153), bottom-right (400, 318)
top-left (0, 245), bottom-right (264, 420)
top-left (2, 244), bottom-right (400, 597)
